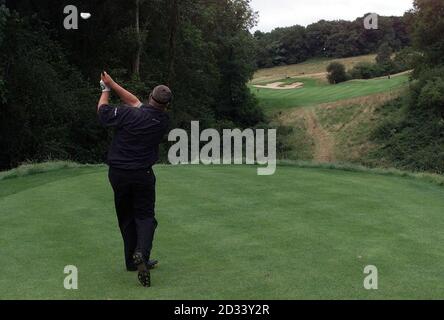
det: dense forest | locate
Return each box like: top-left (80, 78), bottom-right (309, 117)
top-left (254, 15), bottom-right (411, 68)
top-left (0, 0), bottom-right (265, 170)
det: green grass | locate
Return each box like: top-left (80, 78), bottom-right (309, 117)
top-left (1, 164), bottom-right (444, 299)
top-left (251, 75), bottom-right (409, 113)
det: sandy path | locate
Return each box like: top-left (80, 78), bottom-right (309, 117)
top-left (304, 110), bottom-right (336, 163)
top-left (277, 107), bottom-right (336, 162)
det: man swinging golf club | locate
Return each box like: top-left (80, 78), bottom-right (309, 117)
top-left (97, 72), bottom-right (171, 287)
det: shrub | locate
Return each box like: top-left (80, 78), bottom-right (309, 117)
top-left (350, 47), bottom-right (418, 80)
top-left (417, 77), bottom-right (444, 113)
top-left (376, 42), bottom-right (393, 66)
top-left (326, 62), bottom-right (348, 84)
top-left (369, 96), bottom-right (444, 174)
top-left (393, 47), bottom-right (421, 72)
top-left (350, 62), bottom-right (384, 79)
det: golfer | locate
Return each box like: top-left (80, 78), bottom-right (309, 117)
top-left (97, 72), bottom-right (171, 287)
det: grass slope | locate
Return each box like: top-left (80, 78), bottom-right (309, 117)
top-left (1, 165), bottom-right (444, 300)
top-left (252, 74), bottom-right (409, 113)
top-left (273, 87), bottom-right (411, 165)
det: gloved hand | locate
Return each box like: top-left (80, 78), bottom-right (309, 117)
top-left (100, 80), bottom-right (111, 92)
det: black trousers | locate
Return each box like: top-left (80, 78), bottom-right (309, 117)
top-left (108, 167), bottom-right (157, 270)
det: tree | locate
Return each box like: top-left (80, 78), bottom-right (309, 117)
top-left (392, 47), bottom-right (421, 72)
top-left (376, 42), bottom-right (393, 65)
top-left (167, 0), bottom-right (179, 85)
top-left (326, 62), bottom-right (348, 84)
top-left (350, 62), bottom-right (384, 79)
top-left (133, 0), bottom-right (143, 76)
top-left (411, 0), bottom-right (444, 66)
top-left (0, 4), bottom-right (9, 103)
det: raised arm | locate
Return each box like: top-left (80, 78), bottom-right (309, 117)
top-left (97, 91), bottom-right (110, 112)
top-left (101, 71), bottom-right (142, 108)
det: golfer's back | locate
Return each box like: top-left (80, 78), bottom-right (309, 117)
top-left (98, 104), bottom-right (169, 170)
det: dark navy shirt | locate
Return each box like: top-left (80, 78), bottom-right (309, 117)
top-left (98, 104), bottom-right (169, 170)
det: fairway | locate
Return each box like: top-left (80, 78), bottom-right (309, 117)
top-left (1, 165), bottom-right (444, 300)
top-left (251, 74), bottom-right (409, 113)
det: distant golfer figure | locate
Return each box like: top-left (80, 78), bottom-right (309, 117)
top-left (97, 72), bottom-right (171, 287)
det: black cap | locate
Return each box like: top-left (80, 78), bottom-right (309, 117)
top-left (151, 85), bottom-right (173, 105)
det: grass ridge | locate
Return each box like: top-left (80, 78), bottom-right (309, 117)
top-left (277, 160), bottom-right (444, 187)
top-left (1, 161), bottom-right (443, 187)
top-left (0, 161), bottom-right (103, 181)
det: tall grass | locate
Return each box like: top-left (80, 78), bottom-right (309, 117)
top-left (278, 160), bottom-right (444, 187)
top-left (0, 161), bottom-right (100, 181)
top-left (1, 160), bottom-right (443, 187)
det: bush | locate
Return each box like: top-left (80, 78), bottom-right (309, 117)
top-left (409, 67), bottom-right (444, 115)
top-left (350, 47), bottom-right (418, 80)
top-left (376, 42), bottom-right (393, 66)
top-left (393, 47), bottom-right (421, 72)
top-left (417, 77), bottom-right (444, 113)
top-left (326, 62), bottom-right (348, 84)
top-left (369, 95), bottom-right (444, 174)
top-left (350, 62), bottom-right (384, 79)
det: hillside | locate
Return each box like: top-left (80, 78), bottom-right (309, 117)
top-left (249, 54), bottom-right (413, 166)
top-left (252, 54), bottom-right (377, 84)
top-left (1, 164), bottom-right (444, 299)
top-left (276, 91), bottom-right (406, 163)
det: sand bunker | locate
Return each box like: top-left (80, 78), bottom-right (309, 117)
top-left (253, 81), bottom-right (304, 90)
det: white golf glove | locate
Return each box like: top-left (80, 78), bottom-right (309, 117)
top-left (100, 80), bottom-right (111, 92)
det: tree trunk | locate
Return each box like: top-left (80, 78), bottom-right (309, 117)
top-left (133, 0), bottom-right (141, 77)
top-left (167, 0), bottom-right (179, 86)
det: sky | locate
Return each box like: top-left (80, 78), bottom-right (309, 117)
top-left (250, 0), bottom-right (414, 32)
